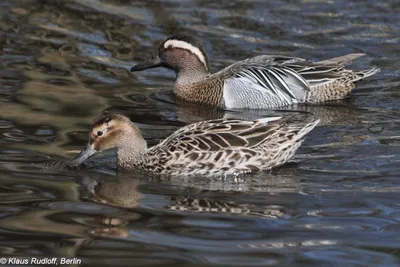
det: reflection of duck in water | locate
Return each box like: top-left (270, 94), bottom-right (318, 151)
top-left (81, 176), bottom-right (141, 238)
top-left (83, 176), bottom-right (285, 219)
top-left (84, 176), bottom-right (143, 209)
top-left (170, 101), bottom-right (364, 126)
top-left (168, 196), bottom-right (284, 218)
top-left (68, 112), bottom-right (319, 177)
top-left (121, 89), bottom-right (372, 128)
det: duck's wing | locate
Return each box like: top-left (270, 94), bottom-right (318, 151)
top-left (217, 56), bottom-right (311, 104)
top-left (216, 54), bottom-right (368, 106)
top-left (146, 117), bottom-right (319, 175)
top-left (150, 117), bottom-right (283, 155)
top-left (295, 53), bottom-right (378, 87)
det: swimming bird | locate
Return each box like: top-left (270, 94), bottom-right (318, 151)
top-left (67, 113), bottom-right (319, 177)
top-left (131, 35), bottom-right (379, 109)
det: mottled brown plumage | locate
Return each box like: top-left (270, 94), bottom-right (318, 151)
top-left (68, 113), bottom-right (319, 177)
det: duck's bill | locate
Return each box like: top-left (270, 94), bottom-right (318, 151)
top-left (130, 56), bottom-right (162, 71)
top-left (67, 145), bottom-right (97, 168)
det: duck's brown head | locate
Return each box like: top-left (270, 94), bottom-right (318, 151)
top-left (130, 35), bottom-right (210, 75)
top-left (67, 113), bottom-right (145, 168)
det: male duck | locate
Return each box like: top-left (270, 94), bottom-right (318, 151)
top-left (131, 35), bottom-right (379, 109)
top-left (68, 113), bottom-right (319, 177)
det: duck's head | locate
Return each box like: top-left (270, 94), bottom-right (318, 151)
top-left (131, 35), bottom-right (210, 74)
top-left (67, 113), bottom-right (146, 168)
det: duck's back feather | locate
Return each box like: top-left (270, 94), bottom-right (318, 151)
top-left (140, 117), bottom-right (319, 176)
top-left (213, 54), bottom-right (378, 108)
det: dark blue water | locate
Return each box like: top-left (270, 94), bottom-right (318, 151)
top-left (0, 0), bottom-right (399, 266)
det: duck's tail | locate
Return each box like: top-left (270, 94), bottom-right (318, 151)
top-left (305, 65), bottom-right (380, 103)
top-left (352, 66), bottom-right (380, 82)
top-left (317, 53), bottom-right (366, 65)
top-left (316, 53), bottom-right (381, 83)
top-left (260, 118), bottom-right (319, 169)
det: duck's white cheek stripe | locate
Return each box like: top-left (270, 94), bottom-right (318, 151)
top-left (164, 39), bottom-right (208, 70)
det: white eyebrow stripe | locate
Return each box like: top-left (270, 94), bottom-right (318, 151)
top-left (163, 39), bottom-right (208, 70)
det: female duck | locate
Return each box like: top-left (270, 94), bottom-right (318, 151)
top-left (131, 35), bottom-right (379, 109)
top-left (68, 113), bottom-right (319, 177)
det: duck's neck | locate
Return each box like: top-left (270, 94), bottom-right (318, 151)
top-left (175, 64), bottom-right (210, 86)
top-left (116, 135), bottom-right (147, 169)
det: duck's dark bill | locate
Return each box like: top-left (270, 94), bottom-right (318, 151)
top-left (130, 56), bottom-right (162, 71)
top-left (67, 145), bottom-right (96, 168)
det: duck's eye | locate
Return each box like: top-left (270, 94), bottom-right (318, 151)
top-left (167, 46), bottom-right (174, 51)
top-left (97, 131), bottom-right (103, 137)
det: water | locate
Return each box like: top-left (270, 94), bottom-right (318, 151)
top-left (0, 0), bottom-right (399, 266)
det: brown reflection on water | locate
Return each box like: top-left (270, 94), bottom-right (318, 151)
top-left (89, 176), bottom-right (143, 208)
top-left (0, 209), bottom-right (88, 237)
top-left (0, 52), bottom-right (108, 157)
